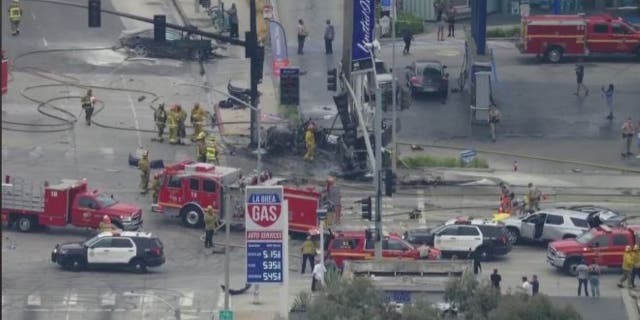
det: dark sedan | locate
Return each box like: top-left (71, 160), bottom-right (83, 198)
top-left (405, 60), bottom-right (449, 99)
top-left (117, 28), bottom-right (215, 60)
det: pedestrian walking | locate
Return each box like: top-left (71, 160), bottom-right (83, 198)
top-left (527, 182), bottom-right (542, 213)
top-left (632, 245), bottom-right (640, 287)
top-left (488, 104), bottom-right (501, 142)
top-left (531, 275), bottom-right (540, 295)
top-left (576, 259), bottom-right (589, 296)
top-left (521, 276), bottom-right (532, 295)
top-left (621, 117), bottom-right (635, 157)
top-left (446, 4), bottom-right (457, 38)
top-left (380, 14), bottom-right (391, 37)
top-left (619, 245), bottom-right (635, 288)
top-left (324, 20), bottom-right (335, 55)
top-left (434, 0), bottom-right (445, 41)
top-left (153, 103), bottom-right (167, 142)
top-left (311, 259), bottom-right (327, 291)
top-left (490, 269), bottom-right (502, 290)
top-left (574, 61), bottom-right (589, 97)
top-left (204, 205), bottom-right (219, 249)
top-left (227, 3), bottom-right (239, 38)
top-left (8, 0), bottom-right (22, 36)
top-left (300, 236), bottom-right (317, 274)
top-left (81, 89), bottom-right (96, 126)
top-left (402, 28), bottom-right (413, 55)
top-left (468, 248), bottom-right (481, 275)
top-left (601, 84), bottom-right (615, 120)
top-left (588, 263), bottom-right (601, 298)
top-left (138, 151), bottom-right (150, 194)
top-left (297, 19), bottom-right (308, 55)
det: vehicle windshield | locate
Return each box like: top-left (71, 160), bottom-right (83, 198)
top-left (96, 193), bottom-right (118, 208)
top-left (83, 235), bottom-right (101, 247)
top-left (576, 230), bottom-right (596, 244)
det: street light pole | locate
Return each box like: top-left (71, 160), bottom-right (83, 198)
top-left (366, 45), bottom-right (383, 261)
top-left (391, 0), bottom-right (398, 173)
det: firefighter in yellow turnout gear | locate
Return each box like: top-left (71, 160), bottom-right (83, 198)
top-left (190, 103), bottom-right (205, 141)
top-left (167, 105), bottom-right (179, 144)
top-left (138, 151), bottom-right (150, 194)
top-left (205, 135), bottom-right (219, 164)
top-left (9, 0), bottom-right (22, 36)
top-left (304, 123), bottom-right (316, 161)
top-left (195, 131), bottom-right (207, 162)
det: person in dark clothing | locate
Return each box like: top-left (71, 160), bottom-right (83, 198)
top-left (402, 28), bottom-right (413, 55)
top-left (446, 4), bottom-right (456, 37)
top-left (227, 3), bottom-right (239, 38)
top-left (490, 269), bottom-right (502, 290)
top-left (531, 275), bottom-right (540, 295)
top-left (324, 20), bottom-right (335, 54)
top-left (468, 248), bottom-right (482, 275)
top-left (575, 61), bottom-right (589, 97)
top-left (534, 215), bottom-right (545, 240)
top-left (323, 228), bottom-right (334, 252)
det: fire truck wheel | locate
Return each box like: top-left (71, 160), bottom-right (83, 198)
top-left (545, 46), bottom-right (563, 63)
top-left (16, 216), bottom-right (35, 232)
top-left (181, 205), bottom-right (204, 228)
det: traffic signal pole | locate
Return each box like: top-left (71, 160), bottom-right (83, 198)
top-left (248, 0), bottom-right (260, 149)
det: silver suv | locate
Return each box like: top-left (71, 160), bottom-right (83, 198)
top-left (502, 209), bottom-right (593, 245)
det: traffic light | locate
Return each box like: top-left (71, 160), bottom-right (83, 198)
top-left (88, 0), bottom-right (101, 28)
top-left (327, 68), bottom-right (337, 91)
top-left (280, 67), bottom-right (300, 105)
top-left (153, 15), bottom-right (167, 42)
top-left (384, 169), bottom-right (396, 197)
top-left (359, 196), bottom-right (372, 221)
top-left (333, 92), bottom-right (351, 129)
top-left (199, 0), bottom-right (211, 8)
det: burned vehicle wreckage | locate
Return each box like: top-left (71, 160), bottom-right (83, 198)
top-left (264, 75), bottom-right (409, 180)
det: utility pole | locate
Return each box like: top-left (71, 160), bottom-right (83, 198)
top-left (374, 85), bottom-right (383, 261)
top-left (223, 188), bottom-right (231, 311)
top-left (249, 0), bottom-right (259, 149)
top-left (390, 0), bottom-right (397, 173)
top-left (391, 0), bottom-right (398, 174)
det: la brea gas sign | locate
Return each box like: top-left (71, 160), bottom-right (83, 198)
top-left (245, 186), bottom-right (285, 230)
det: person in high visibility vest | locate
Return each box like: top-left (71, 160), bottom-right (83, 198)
top-left (153, 103), bottom-right (167, 142)
top-left (8, 0), bottom-right (22, 36)
top-left (190, 103), bottom-right (205, 141)
top-left (205, 135), bottom-right (218, 164)
top-left (167, 105), bottom-right (179, 144)
top-left (304, 122), bottom-right (316, 161)
top-left (138, 151), bottom-right (150, 194)
top-left (195, 131), bottom-right (207, 162)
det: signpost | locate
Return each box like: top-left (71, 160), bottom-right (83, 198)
top-left (1, 54), bottom-right (8, 95)
top-left (460, 149), bottom-right (477, 165)
top-left (245, 186), bottom-right (289, 318)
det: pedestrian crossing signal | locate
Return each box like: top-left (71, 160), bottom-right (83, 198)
top-left (199, 0), bottom-right (211, 8)
top-left (359, 196), bottom-right (372, 221)
top-left (384, 169), bottom-right (396, 197)
top-left (88, 0), bottom-right (101, 28)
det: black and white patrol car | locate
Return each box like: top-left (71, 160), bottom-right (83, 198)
top-left (51, 231), bottom-right (165, 273)
top-left (405, 218), bottom-right (512, 261)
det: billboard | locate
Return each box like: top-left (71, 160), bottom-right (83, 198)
top-left (351, 0), bottom-right (375, 72)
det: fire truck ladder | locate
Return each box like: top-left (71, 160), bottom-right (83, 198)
top-left (1, 177), bottom-right (45, 212)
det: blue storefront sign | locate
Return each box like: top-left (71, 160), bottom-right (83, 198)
top-left (351, 0), bottom-right (375, 72)
top-left (384, 290), bottom-right (412, 303)
top-left (246, 242), bottom-right (283, 283)
top-left (460, 149), bottom-right (477, 164)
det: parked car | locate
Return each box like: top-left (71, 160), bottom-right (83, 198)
top-left (503, 208), bottom-right (627, 245)
top-left (404, 221), bottom-right (511, 261)
top-left (547, 225), bottom-right (640, 276)
top-left (404, 60), bottom-right (448, 99)
top-left (117, 27), bottom-right (216, 60)
top-left (328, 230), bottom-right (440, 268)
top-left (51, 231), bottom-right (165, 273)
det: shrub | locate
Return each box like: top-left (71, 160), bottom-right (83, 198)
top-left (400, 155), bottom-right (489, 169)
top-left (487, 26), bottom-right (521, 38)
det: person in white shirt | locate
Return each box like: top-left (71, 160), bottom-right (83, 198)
top-left (312, 261), bottom-right (327, 292)
top-left (418, 242), bottom-right (431, 259)
top-left (521, 276), bottom-right (532, 295)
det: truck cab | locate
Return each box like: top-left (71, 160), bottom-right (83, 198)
top-left (547, 225), bottom-right (640, 275)
top-left (69, 189), bottom-right (142, 230)
top-left (586, 17), bottom-right (640, 55)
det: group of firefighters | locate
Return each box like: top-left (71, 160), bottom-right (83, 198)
top-left (497, 182), bottom-right (543, 217)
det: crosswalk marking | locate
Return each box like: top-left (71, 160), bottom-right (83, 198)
top-left (63, 292), bottom-right (78, 306)
top-left (179, 291), bottom-right (194, 307)
top-left (100, 292), bottom-right (116, 307)
top-left (27, 294), bottom-right (41, 306)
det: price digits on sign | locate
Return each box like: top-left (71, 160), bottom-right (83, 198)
top-left (263, 250), bottom-right (282, 259)
top-left (262, 272), bottom-right (282, 281)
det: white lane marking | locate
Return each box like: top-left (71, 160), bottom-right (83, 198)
top-left (42, 37), bottom-right (48, 47)
top-left (63, 292), bottom-right (78, 306)
top-left (27, 294), bottom-right (41, 306)
top-left (100, 292), bottom-right (116, 306)
top-left (122, 77), bottom-right (143, 147)
top-left (179, 291), bottom-right (194, 307)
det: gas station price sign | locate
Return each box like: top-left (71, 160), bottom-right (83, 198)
top-left (245, 186), bottom-right (286, 284)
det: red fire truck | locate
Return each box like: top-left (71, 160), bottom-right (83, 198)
top-left (1, 51), bottom-right (8, 95)
top-left (151, 161), bottom-right (341, 234)
top-left (1, 176), bottom-right (143, 232)
top-left (519, 14), bottom-right (640, 62)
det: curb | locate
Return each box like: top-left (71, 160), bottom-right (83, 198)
top-left (397, 141), bottom-right (640, 174)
